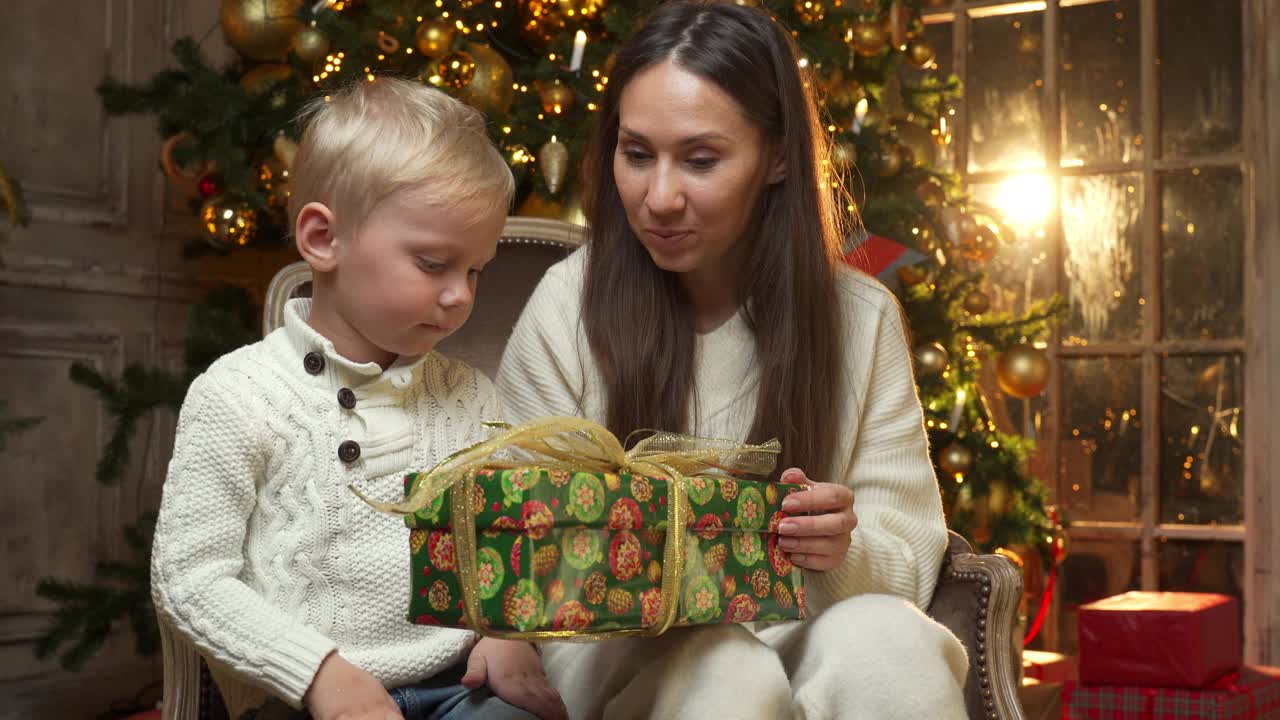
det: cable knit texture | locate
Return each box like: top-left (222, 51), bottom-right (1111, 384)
top-left (495, 248), bottom-right (948, 614)
top-left (152, 298), bottom-right (501, 718)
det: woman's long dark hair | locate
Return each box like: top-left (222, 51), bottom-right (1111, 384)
top-left (582, 0), bottom-right (852, 480)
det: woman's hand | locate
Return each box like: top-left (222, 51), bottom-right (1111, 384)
top-left (775, 468), bottom-right (858, 571)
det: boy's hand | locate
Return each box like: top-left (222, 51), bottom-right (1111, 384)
top-left (304, 651), bottom-right (404, 720)
top-left (462, 637), bottom-right (567, 720)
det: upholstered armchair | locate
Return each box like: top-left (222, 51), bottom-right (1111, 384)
top-left (177, 217), bottom-right (1025, 720)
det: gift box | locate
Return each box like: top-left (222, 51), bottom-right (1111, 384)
top-left (404, 468), bottom-right (807, 636)
top-left (1063, 666), bottom-right (1280, 720)
top-left (1023, 650), bottom-right (1077, 684)
top-left (1079, 592), bottom-right (1241, 688)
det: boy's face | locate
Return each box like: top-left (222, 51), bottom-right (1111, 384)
top-left (330, 187), bottom-right (504, 361)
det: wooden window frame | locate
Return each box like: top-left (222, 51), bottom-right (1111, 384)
top-left (920, 0), bottom-right (1277, 662)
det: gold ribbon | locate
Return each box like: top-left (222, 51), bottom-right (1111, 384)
top-left (353, 416), bottom-right (781, 642)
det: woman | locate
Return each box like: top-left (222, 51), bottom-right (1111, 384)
top-left (496, 2), bottom-right (969, 717)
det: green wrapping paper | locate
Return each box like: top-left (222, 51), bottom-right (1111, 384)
top-left (405, 468), bottom-right (807, 636)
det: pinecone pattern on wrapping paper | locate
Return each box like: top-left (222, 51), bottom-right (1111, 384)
top-left (607, 587), bottom-right (634, 616)
top-left (410, 529), bottom-right (428, 555)
top-left (774, 580), bottom-right (794, 609)
top-left (584, 571), bottom-right (607, 605)
top-left (751, 567), bottom-right (772, 598)
top-left (533, 544), bottom-right (560, 577)
top-left (703, 543), bottom-right (728, 574)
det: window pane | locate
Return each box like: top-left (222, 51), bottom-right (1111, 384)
top-left (1061, 0), bottom-right (1141, 166)
top-left (1161, 168), bottom-right (1243, 340)
top-left (1060, 358), bottom-right (1143, 522)
top-left (1062, 174), bottom-right (1144, 343)
top-left (1158, 0), bottom-right (1243, 157)
top-left (1160, 354), bottom-right (1244, 525)
top-left (967, 8), bottom-right (1045, 172)
top-left (969, 179), bottom-right (1055, 317)
top-left (1160, 540), bottom-right (1243, 603)
top-left (1058, 538), bottom-right (1141, 655)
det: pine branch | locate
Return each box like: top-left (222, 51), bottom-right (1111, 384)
top-left (34, 515), bottom-right (158, 672)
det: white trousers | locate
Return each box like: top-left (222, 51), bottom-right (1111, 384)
top-left (543, 593), bottom-right (970, 720)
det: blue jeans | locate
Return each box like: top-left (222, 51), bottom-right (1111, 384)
top-left (240, 663), bottom-right (537, 720)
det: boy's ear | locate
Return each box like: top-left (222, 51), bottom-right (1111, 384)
top-left (295, 202), bottom-right (340, 272)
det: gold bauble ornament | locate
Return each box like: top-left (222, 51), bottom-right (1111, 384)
top-left (415, 19), bottom-right (455, 57)
top-left (434, 50), bottom-right (477, 91)
top-left (996, 344), bottom-right (1051, 399)
top-left (538, 137), bottom-right (570, 195)
top-left (849, 21), bottom-right (889, 57)
top-left (825, 72), bottom-right (866, 111)
top-left (960, 225), bottom-right (998, 263)
top-left (877, 143), bottom-right (904, 177)
top-left (915, 178), bottom-right (946, 207)
top-left (273, 135), bottom-right (299, 169)
top-left (221, 0), bottom-right (304, 61)
top-left (906, 40), bottom-right (937, 68)
top-left (795, 0), bottom-right (826, 24)
top-left (914, 341), bottom-right (949, 376)
top-left (258, 158), bottom-right (291, 207)
top-left (460, 44), bottom-right (514, 115)
top-left (520, 0), bottom-right (565, 48)
top-left (938, 442), bottom-right (974, 477)
top-left (239, 63), bottom-right (295, 95)
top-left (199, 198), bottom-right (258, 248)
top-left (962, 289), bottom-right (991, 315)
top-left (556, 0), bottom-right (605, 20)
top-left (291, 27), bottom-right (330, 64)
top-left (538, 78), bottom-right (576, 114)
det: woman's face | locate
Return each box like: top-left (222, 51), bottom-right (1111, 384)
top-left (614, 60), bottom-right (783, 279)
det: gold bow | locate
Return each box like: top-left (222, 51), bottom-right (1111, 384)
top-left (353, 416), bottom-right (781, 641)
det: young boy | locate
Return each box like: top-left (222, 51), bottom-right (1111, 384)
top-left (152, 77), bottom-right (565, 720)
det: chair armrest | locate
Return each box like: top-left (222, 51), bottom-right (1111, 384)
top-left (927, 531), bottom-right (1027, 720)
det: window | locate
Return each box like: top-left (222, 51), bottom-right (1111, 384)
top-left (920, 0), bottom-right (1259, 656)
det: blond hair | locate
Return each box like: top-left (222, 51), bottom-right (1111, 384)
top-left (288, 76), bottom-right (514, 236)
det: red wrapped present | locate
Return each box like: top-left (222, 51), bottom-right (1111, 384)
top-left (1023, 650), bottom-right (1077, 684)
top-left (1063, 666), bottom-right (1280, 720)
top-left (1079, 592), bottom-right (1241, 688)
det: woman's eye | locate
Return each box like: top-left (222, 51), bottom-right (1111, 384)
top-left (687, 156), bottom-right (718, 171)
top-left (416, 258), bottom-right (445, 272)
top-left (622, 149), bottom-right (653, 164)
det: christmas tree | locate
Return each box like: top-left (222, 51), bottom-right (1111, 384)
top-left (39, 0), bottom-right (1066, 669)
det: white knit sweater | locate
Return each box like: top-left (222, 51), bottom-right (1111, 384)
top-left (152, 298), bottom-right (500, 718)
top-left (495, 249), bottom-right (947, 614)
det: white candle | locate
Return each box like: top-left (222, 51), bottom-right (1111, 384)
top-left (949, 388), bottom-right (967, 429)
top-left (570, 30), bottom-right (587, 72)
